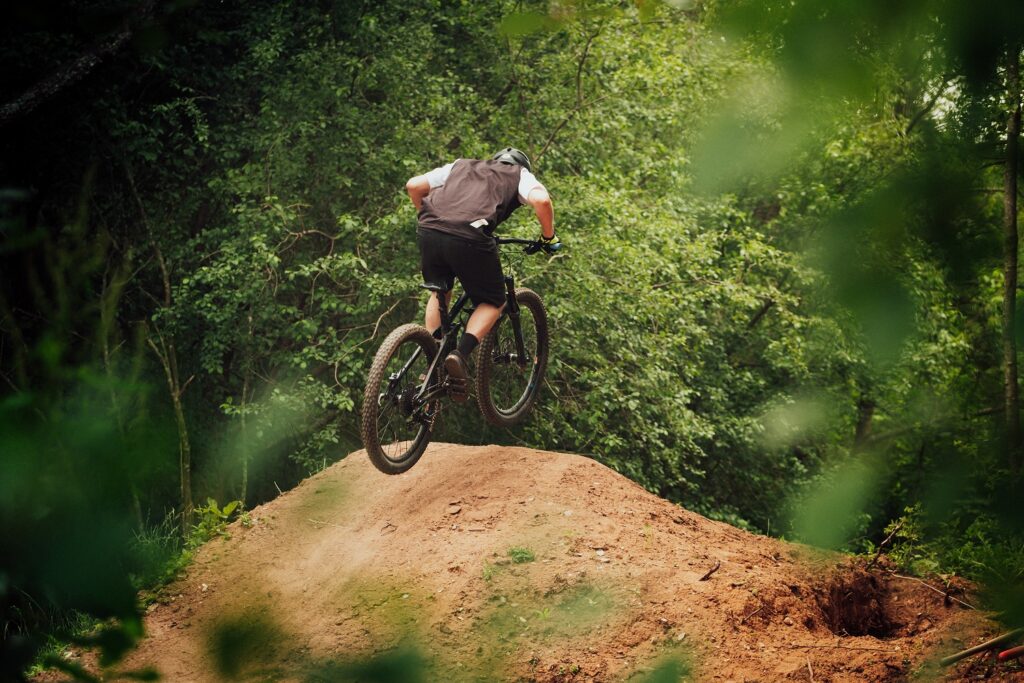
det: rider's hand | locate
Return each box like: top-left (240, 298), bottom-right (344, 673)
top-left (540, 233), bottom-right (562, 253)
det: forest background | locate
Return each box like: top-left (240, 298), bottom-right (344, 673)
top-left (2, 0), bottom-right (1024, 678)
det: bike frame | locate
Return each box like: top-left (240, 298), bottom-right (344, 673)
top-left (393, 237), bottom-right (537, 411)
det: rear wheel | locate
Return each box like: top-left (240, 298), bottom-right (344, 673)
top-left (361, 324), bottom-right (440, 474)
top-left (476, 288), bottom-right (549, 427)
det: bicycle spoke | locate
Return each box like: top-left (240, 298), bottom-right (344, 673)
top-left (487, 313), bottom-right (536, 413)
top-left (362, 326), bottom-right (438, 471)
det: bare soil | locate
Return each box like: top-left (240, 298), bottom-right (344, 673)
top-left (121, 443), bottom-right (1016, 681)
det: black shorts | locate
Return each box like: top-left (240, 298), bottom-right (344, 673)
top-left (417, 227), bottom-right (505, 307)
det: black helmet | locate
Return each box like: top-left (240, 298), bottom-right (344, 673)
top-left (492, 147), bottom-right (531, 172)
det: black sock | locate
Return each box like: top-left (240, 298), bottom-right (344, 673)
top-left (430, 327), bottom-right (443, 340)
top-left (457, 333), bottom-right (479, 357)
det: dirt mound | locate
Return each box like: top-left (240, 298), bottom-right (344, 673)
top-left (124, 444), bottom-right (1001, 681)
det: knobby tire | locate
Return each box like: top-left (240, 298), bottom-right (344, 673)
top-left (361, 323), bottom-right (439, 474)
top-left (476, 288), bottom-right (549, 427)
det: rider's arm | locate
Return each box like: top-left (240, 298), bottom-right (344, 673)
top-left (408, 161), bottom-right (457, 210)
top-left (526, 187), bottom-right (555, 240)
top-left (406, 175), bottom-right (431, 211)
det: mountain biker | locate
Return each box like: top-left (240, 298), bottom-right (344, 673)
top-left (406, 147), bottom-right (558, 402)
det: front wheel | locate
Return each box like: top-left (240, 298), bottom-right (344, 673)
top-left (361, 324), bottom-right (439, 474)
top-left (476, 288), bottom-right (549, 427)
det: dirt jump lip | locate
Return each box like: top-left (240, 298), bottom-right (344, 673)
top-left (120, 443), bottom-right (995, 682)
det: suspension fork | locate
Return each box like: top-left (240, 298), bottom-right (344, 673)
top-left (504, 276), bottom-right (528, 367)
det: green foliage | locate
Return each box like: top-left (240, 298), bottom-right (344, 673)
top-left (792, 458), bottom-right (883, 551)
top-left (207, 614), bottom-right (284, 680)
top-left (631, 657), bottom-right (692, 683)
top-left (188, 499), bottom-right (242, 549)
top-left (4, 0), bottom-right (1024, 675)
top-left (0, 384), bottom-right (159, 680)
top-left (507, 547), bottom-right (536, 564)
top-left (130, 513), bottom-right (189, 590)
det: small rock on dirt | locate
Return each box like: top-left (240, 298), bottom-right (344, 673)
top-left (447, 505), bottom-right (462, 515)
top-left (784, 616), bottom-right (794, 626)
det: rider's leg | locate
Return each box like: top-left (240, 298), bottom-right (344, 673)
top-left (465, 302), bottom-right (504, 341)
top-left (455, 302), bottom-right (504, 358)
top-left (444, 302), bottom-right (504, 394)
top-left (443, 238), bottom-right (503, 392)
top-left (425, 291), bottom-right (453, 337)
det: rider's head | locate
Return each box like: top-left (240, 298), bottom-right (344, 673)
top-left (492, 147), bottom-right (532, 173)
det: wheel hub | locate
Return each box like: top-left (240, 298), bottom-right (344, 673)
top-left (397, 386), bottom-right (417, 417)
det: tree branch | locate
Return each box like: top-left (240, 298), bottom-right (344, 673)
top-left (575, 27), bottom-right (602, 108)
top-left (904, 74), bottom-right (952, 136)
top-left (0, 1), bottom-right (157, 126)
top-left (537, 94), bottom-right (610, 160)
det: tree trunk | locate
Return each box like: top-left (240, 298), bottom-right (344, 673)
top-left (169, 352), bottom-right (194, 537)
top-left (100, 260), bottom-right (146, 530)
top-left (126, 159), bottom-right (194, 534)
top-left (239, 310), bottom-right (255, 506)
top-left (0, 0), bottom-right (156, 126)
top-left (854, 396), bottom-right (876, 449)
top-left (148, 331), bottom-right (194, 538)
top-left (1003, 47), bottom-right (1022, 477)
top-left (240, 366), bottom-right (250, 506)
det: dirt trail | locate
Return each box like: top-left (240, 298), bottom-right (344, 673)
top-left (127, 444), bottom-right (1008, 681)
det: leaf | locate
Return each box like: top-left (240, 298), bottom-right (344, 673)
top-left (498, 11), bottom-right (557, 36)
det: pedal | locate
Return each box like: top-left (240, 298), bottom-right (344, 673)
top-left (448, 376), bottom-right (469, 403)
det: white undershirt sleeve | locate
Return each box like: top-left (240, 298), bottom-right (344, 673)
top-left (424, 160), bottom-right (457, 188)
top-left (518, 168), bottom-right (545, 203)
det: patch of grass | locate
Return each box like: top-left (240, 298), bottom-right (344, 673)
top-left (507, 547), bottom-right (535, 564)
top-left (482, 562), bottom-right (497, 582)
top-left (625, 656), bottom-right (692, 682)
top-left (25, 611), bottom-right (98, 677)
top-left (130, 512), bottom-right (186, 590)
top-left (485, 583), bottom-right (616, 646)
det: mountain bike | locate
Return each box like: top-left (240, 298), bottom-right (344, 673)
top-left (360, 237), bottom-right (561, 474)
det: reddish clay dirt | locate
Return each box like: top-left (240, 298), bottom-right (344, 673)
top-left (120, 444), bottom-right (1015, 681)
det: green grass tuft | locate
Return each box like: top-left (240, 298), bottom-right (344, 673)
top-left (507, 547), bottom-right (535, 564)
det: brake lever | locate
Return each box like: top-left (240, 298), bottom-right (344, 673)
top-left (525, 241), bottom-right (564, 255)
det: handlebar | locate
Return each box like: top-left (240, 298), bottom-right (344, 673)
top-left (494, 237), bottom-right (564, 255)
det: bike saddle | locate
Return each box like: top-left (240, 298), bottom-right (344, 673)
top-left (419, 282), bottom-right (450, 293)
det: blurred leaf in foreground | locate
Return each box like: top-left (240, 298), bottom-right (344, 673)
top-left (792, 457), bottom-right (884, 550)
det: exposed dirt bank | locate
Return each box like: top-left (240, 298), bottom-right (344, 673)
top-left (121, 443), bottom-right (1009, 681)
